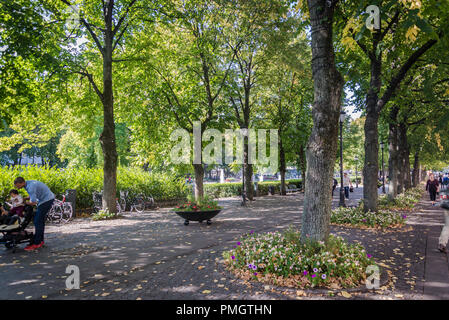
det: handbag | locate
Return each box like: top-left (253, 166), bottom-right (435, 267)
top-left (349, 186), bottom-right (354, 193)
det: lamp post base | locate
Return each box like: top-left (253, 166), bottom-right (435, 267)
top-left (339, 189), bottom-right (346, 207)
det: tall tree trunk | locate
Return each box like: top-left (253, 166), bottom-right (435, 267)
top-left (301, 0), bottom-right (343, 243)
top-left (100, 3), bottom-right (118, 213)
top-left (363, 56), bottom-right (382, 212)
top-left (399, 123), bottom-right (411, 190)
top-left (279, 133), bottom-right (286, 195)
top-left (396, 146), bottom-right (404, 195)
top-left (387, 107), bottom-right (399, 201)
top-left (412, 151), bottom-right (420, 187)
top-left (243, 133), bottom-right (254, 201)
top-left (193, 163), bottom-right (204, 200)
top-left (298, 144), bottom-right (306, 191)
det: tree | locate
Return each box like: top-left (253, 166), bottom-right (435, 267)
top-left (300, 0), bottom-right (344, 242)
top-left (260, 35), bottom-right (313, 194)
top-left (56, 0), bottom-right (153, 212)
top-left (126, 0), bottom-right (237, 200)
top-left (336, 0), bottom-right (449, 212)
top-left (223, 0), bottom-right (295, 200)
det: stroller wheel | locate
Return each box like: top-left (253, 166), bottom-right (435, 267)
top-left (206, 220), bottom-right (212, 225)
top-left (184, 220), bottom-right (189, 226)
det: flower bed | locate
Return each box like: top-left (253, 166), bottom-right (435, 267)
top-left (223, 229), bottom-right (376, 289)
top-left (331, 206), bottom-right (407, 229)
top-left (331, 188), bottom-right (422, 229)
top-left (172, 197), bottom-right (222, 212)
top-left (378, 187), bottom-right (422, 211)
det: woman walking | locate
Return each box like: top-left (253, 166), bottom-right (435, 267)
top-left (426, 173), bottom-right (440, 206)
top-left (343, 172), bottom-right (353, 199)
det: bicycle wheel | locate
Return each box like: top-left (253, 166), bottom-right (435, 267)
top-left (46, 207), bottom-right (55, 222)
top-left (51, 204), bottom-right (64, 223)
top-left (145, 194), bottom-right (155, 209)
top-left (133, 195), bottom-right (145, 213)
top-left (120, 198), bottom-right (127, 212)
top-left (61, 203), bottom-right (73, 223)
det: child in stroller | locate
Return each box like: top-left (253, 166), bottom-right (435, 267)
top-left (0, 189), bottom-right (25, 226)
top-left (0, 204), bottom-right (34, 252)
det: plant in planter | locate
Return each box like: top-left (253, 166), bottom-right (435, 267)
top-left (172, 196), bottom-right (223, 225)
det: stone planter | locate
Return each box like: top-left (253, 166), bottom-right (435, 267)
top-left (174, 209), bottom-right (221, 225)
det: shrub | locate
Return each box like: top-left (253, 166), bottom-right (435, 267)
top-left (92, 209), bottom-right (120, 221)
top-left (0, 165), bottom-right (188, 210)
top-left (223, 228), bottom-right (375, 289)
top-left (378, 187), bottom-right (422, 210)
top-left (331, 206), bottom-right (407, 228)
top-left (204, 179), bottom-right (302, 198)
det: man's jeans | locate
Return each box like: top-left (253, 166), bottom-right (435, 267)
top-left (34, 199), bottom-right (54, 245)
top-left (439, 209), bottom-right (449, 247)
top-left (344, 187), bottom-right (349, 199)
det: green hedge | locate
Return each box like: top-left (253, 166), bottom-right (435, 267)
top-left (0, 165), bottom-right (188, 210)
top-left (0, 166), bottom-right (302, 211)
top-left (204, 179), bottom-right (302, 198)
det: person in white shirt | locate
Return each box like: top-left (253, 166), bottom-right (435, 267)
top-left (343, 172), bottom-right (353, 199)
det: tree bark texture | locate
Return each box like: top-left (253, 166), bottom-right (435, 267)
top-left (387, 107), bottom-right (399, 201)
top-left (412, 151), bottom-right (420, 187)
top-left (100, 1), bottom-right (118, 213)
top-left (301, 0), bottom-right (343, 243)
top-left (363, 56), bottom-right (382, 212)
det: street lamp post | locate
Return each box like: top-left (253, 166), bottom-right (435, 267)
top-left (241, 165), bottom-right (246, 206)
top-left (355, 156), bottom-right (359, 189)
top-left (380, 141), bottom-right (386, 194)
top-left (339, 111), bottom-right (346, 207)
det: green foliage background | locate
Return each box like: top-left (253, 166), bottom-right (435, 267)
top-left (0, 165), bottom-right (188, 209)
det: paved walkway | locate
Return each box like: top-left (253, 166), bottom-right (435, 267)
top-left (0, 187), bottom-right (447, 300)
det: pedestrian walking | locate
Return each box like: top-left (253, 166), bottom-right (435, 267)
top-left (14, 177), bottom-right (55, 251)
top-left (426, 173), bottom-right (439, 206)
top-left (439, 189), bottom-right (449, 254)
top-left (443, 174), bottom-right (449, 191)
top-left (332, 178), bottom-right (338, 196)
top-left (343, 172), bottom-right (353, 199)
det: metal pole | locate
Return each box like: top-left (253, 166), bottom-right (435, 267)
top-left (339, 119), bottom-right (346, 207)
top-left (355, 158), bottom-right (358, 189)
top-left (241, 165), bottom-right (246, 206)
top-left (382, 143), bottom-right (386, 193)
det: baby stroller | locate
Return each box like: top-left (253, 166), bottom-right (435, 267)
top-left (0, 205), bottom-right (34, 253)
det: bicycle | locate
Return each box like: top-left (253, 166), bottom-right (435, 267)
top-left (92, 191), bottom-right (122, 214)
top-left (47, 195), bottom-right (73, 223)
top-left (119, 191), bottom-right (154, 213)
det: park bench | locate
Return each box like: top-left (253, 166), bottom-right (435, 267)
top-left (286, 184), bottom-right (300, 193)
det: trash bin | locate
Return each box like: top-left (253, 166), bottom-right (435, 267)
top-left (268, 186), bottom-right (275, 195)
top-left (65, 189), bottom-right (77, 214)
